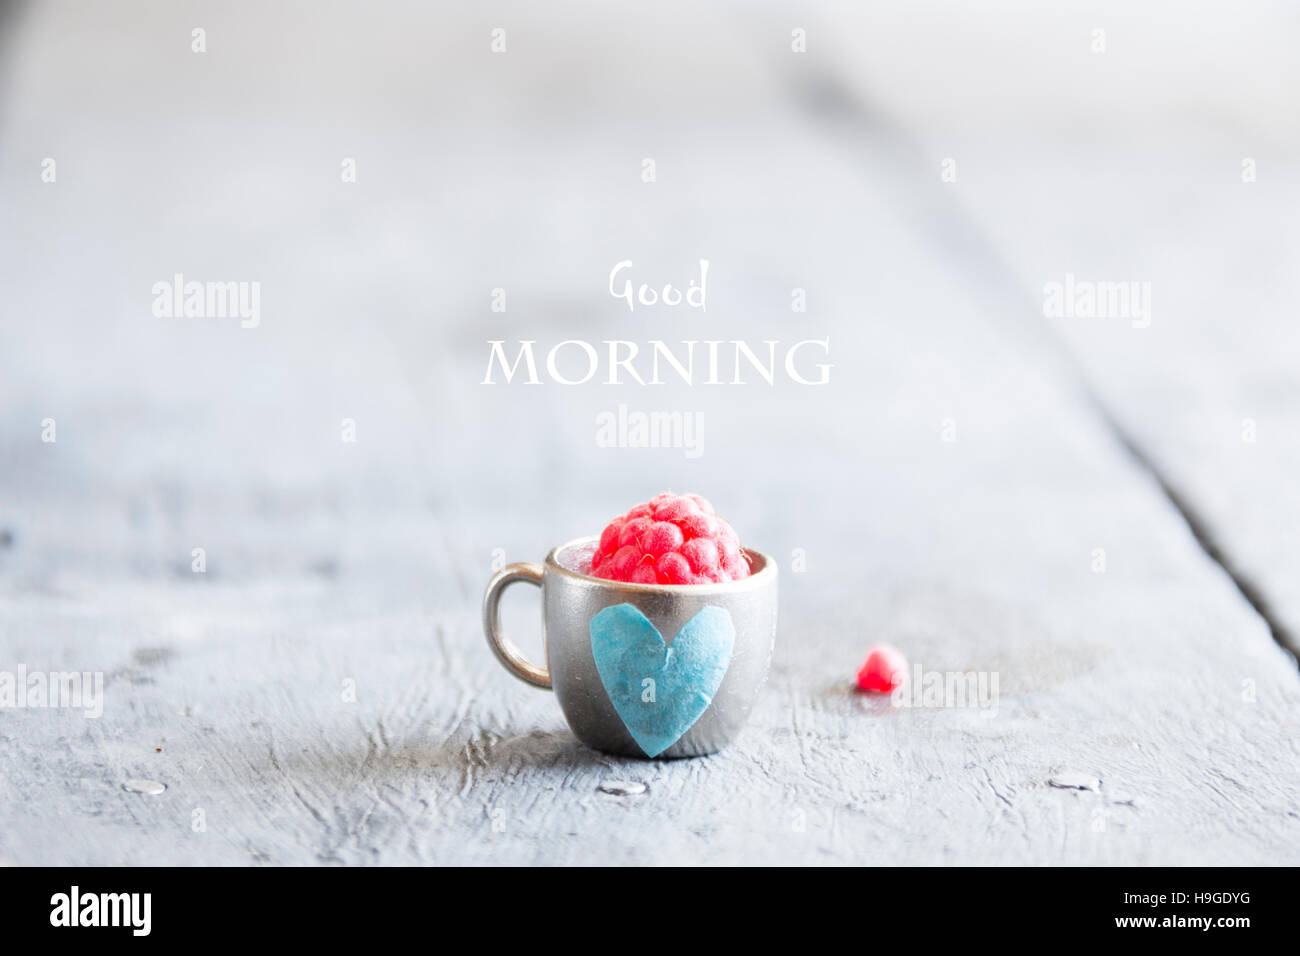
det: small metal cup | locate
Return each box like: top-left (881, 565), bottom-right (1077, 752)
top-left (482, 536), bottom-right (778, 758)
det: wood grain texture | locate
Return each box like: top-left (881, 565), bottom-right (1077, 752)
top-left (0, 1), bottom-right (1297, 866)
top-left (811, 1), bottom-right (1300, 651)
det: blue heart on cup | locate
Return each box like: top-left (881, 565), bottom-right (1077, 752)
top-left (589, 603), bottom-right (735, 758)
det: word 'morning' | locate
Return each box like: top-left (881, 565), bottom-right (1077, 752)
top-left (482, 339), bottom-right (832, 386)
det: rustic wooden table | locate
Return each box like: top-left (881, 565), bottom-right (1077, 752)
top-left (1, 2), bottom-right (1297, 865)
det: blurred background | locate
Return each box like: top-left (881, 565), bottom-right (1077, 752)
top-left (1, 2), bottom-right (1297, 865)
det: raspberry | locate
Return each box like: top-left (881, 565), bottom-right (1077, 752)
top-left (590, 493), bottom-right (751, 585)
top-left (855, 643), bottom-right (908, 693)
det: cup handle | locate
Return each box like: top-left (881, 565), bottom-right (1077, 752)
top-left (481, 562), bottom-right (551, 689)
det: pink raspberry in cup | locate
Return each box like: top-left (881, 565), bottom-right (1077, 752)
top-left (590, 492), bottom-right (751, 585)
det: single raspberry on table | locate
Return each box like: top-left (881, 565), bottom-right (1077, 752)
top-left (590, 492), bottom-right (751, 585)
top-left (856, 643), bottom-right (908, 693)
